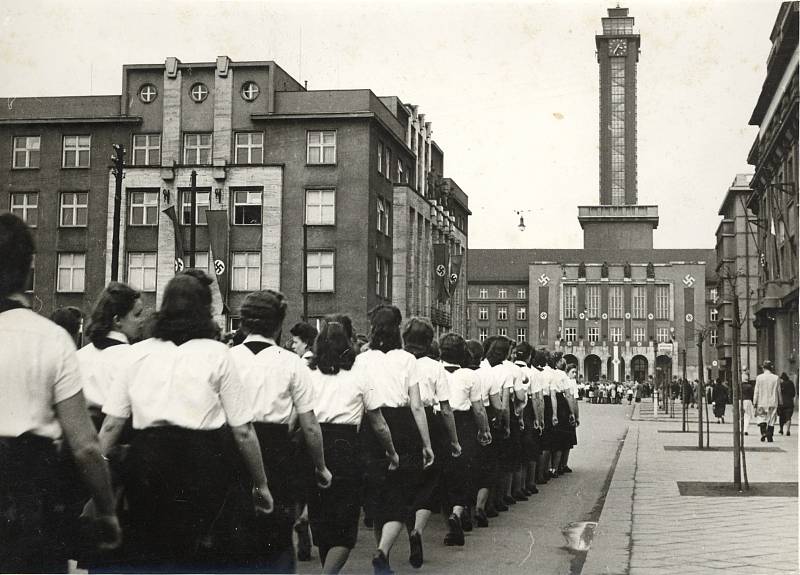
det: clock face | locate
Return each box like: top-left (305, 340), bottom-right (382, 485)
top-left (609, 39), bottom-right (628, 56)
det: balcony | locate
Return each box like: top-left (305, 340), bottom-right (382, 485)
top-left (578, 205), bottom-right (659, 224)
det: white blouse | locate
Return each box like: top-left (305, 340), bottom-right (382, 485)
top-left (354, 348), bottom-right (417, 408)
top-left (229, 334), bottom-right (316, 425)
top-left (415, 355), bottom-right (450, 407)
top-left (476, 361), bottom-right (497, 406)
top-left (76, 331), bottom-right (130, 409)
top-left (103, 338), bottom-right (251, 430)
top-left (0, 308), bottom-right (83, 440)
top-left (309, 367), bottom-right (380, 426)
top-left (443, 363), bottom-right (482, 411)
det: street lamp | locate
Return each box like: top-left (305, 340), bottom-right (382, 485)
top-left (514, 209), bottom-right (531, 231)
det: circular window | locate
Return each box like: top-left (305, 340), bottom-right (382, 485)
top-left (241, 81), bottom-right (260, 102)
top-left (189, 83), bottom-right (209, 103)
top-left (139, 83), bottom-right (158, 103)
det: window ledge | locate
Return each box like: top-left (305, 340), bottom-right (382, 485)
top-left (11, 167), bottom-right (40, 171)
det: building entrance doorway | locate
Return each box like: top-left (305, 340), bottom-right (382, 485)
top-left (585, 354), bottom-right (602, 382)
top-left (631, 355), bottom-right (648, 383)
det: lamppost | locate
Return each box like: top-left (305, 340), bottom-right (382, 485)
top-left (514, 209), bottom-right (531, 231)
top-left (110, 144), bottom-right (125, 281)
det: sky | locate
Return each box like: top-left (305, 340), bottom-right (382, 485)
top-left (0, 0), bottom-right (781, 250)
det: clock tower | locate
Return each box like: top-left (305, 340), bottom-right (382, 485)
top-left (578, 6), bottom-right (658, 249)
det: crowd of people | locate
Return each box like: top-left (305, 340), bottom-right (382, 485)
top-left (0, 213), bottom-right (584, 575)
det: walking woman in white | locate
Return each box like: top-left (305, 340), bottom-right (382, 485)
top-left (0, 214), bottom-right (120, 572)
top-left (356, 305), bottom-right (434, 575)
top-left (99, 271), bottom-right (273, 572)
top-left (754, 360), bottom-right (782, 442)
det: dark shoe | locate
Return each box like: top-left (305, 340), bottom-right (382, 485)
top-left (295, 520), bottom-right (312, 561)
top-left (779, 428), bottom-right (784, 435)
top-left (364, 515), bottom-right (374, 528)
top-left (503, 495), bottom-right (517, 505)
top-left (495, 501), bottom-right (509, 512)
top-left (512, 491), bottom-right (529, 502)
top-left (761, 435), bottom-right (767, 442)
top-left (486, 507), bottom-right (499, 518)
top-left (787, 430), bottom-right (791, 436)
top-left (561, 466), bottom-right (573, 473)
top-left (461, 510), bottom-right (473, 532)
top-left (745, 432), bottom-right (749, 435)
top-left (475, 508), bottom-right (489, 528)
top-left (408, 529), bottom-right (423, 569)
top-left (373, 550), bottom-right (393, 575)
top-left (549, 469), bottom-right (560, 479)
top-left (526, 484), bottom-right (540, 494)
top-left (444, 514), bottom-right (465, 546)
top-left (767, 426), bottom-right (775, 441)
top-left (535, 477), bottom-right (549, 485)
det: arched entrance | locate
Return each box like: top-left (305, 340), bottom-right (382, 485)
top-left (655, 355), bottom-right (672, 389)
top-left (607, 358), bottom-right (615, 381)
top-left (584, 354), bottom-right (602, 382)
top-left (631, 355), bottom-right (648, 383)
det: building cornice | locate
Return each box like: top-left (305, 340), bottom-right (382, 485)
top-left (0, 116), bottom-right (142, 125)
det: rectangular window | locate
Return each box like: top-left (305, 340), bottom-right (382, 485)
top-left (382, 258), bottom-right (390, 298)
top-left (517, 306), bottom-right (527, 321)
top-left (397, 160), bottom-right (404, 184)
top-left (709, 329), bottom-right (718, 346)
top-left (656, 327), bottom-right (670, 343)
top-left (377, 143), bottom-right (383, 174)
top-left (655, 285), bottom-right (670, 320)
top-left (183, 133), bottom-right (212, 164)
top-left (190, 251), bottom-right (210, 273)
top-left (13, 136), bottom-right (40, 168)
top-left (60, 192), bottom-right (88, 227)
top-left (132, 134), bottom-right (161, 166)
top-left (376, 257), bottom-right (381, 295)
top-left (63, 135), bottom-right (90, 168)
top-left (478, 306), bottom-right (488, 320)
top-left (305, 189), bottom-right (335, 225)
top-left (232, 252), bottom-right (261, 291)
top-left (233, 190), bottom-right (263, 225)
top-left (181, 190), bottom-right (210, 225)
top-left (517, 328), bottom-right (526, 343)
top-left (234, 132), bottom-right (263, 164)
top-left (563, 327), bottom-right (577, 343)
top-left (57, 253), bottom-right (85, 292)
top-left (710, 308), bottom-right (718, 323)
top-left (384, 202), bottom-right (391, 237)
top-left (497, 327), bottom-right (507, 337)
top-left (633, 326), bottom-right (646, 344)
top-left (563, 285), bottom-right (577, 319)
top-left (498, 288), bottom-right (507, 299)
top-left (609, 285), bottom-right (624, 318)
top-left (497, 305), bottom-right (508, 321)
top-left (587, 285), bottom-right (601, 318)
top-left (127, 252), bottom-right (157, 292)
top-left (479, 288), bottom-right (488, 299)
top-left (479, 327), bottom-right (488, 342)
top-left (385, 147), bottom-right (392, 180)
top-left (588, 327), bottom-right (600, 343)
top-left (610, 326), bottom-right (623, 343)
top-left (307, 131), bottom-right (336, 164)
top-left (377, 198), bottom-right (386, 233)
top-left (25, 255), bottom-right (35, 293)
top-left (307, 251), bottom-right (334, 292)
top-left (129, 190), bottom-right (159, 226)
top-left (10, 192), bottom-right (38, 226)
top-left (517, 287), bottom-right (527, 299)
top-left (632, 286), bottom-right (647, 319)
top-left (709, 288), bottom-right (718, 302)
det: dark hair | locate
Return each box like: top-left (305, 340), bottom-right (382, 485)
top-left (50, 306), bottom-right (82, 338)
top-left (428, 340), bottom-right (440, 360)
top-left (152, 272), bottom-right (218, 345)
top-left (483, 335), bottom-right (511, 367)
top-left (566, 363), bottom-right (578, 374)
top-left (763, 360), bottom-right (775, 372)
top-left (403, 317), bottom-right (434, 358)
top-left (368, 304), bottom-right (402, 352)
top-left (514, 341), bottom-right (534, 363)
top-left (780, 372), bottom-right (791, 382)
top-left (311, 319), bottom-right (356, 375)
top-left (325, 314), bottom-right (354, 341)
top-left (0, 213), bottom-right (35, 297)
top-left (532, 348), bottom-right (548, 368)
top-left (86, 282), bottom-right (141, 343)
top-left (440, 333), bottom-right (468, 367)
top-left (290, 321), bottom-right (318, 347)
top-left (240, 289), bottom-right (287, 338)
top-left (465, 339), bottom-right (484, 369)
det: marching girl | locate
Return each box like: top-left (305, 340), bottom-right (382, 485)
top-left (559, 363), bottom-right (580, 474)
top-left (77, 282), bottom-right (144, 430)
top-left (403, 318), bottom-right (459, 568)
top-left (229, 290), bottom-right (332, 572)
top-left (439, 333), bottom-right (491, 547)
top-left (98, 272), bottom-right (273, 572)
top-left (355, 305), bottom-right (434, 575)
top-left (509, 345), bottom-right (534, 502)
top-left (468, 339), bottom-right (500, 526)
top-left (548, 354), bottom-right (577, 478)
top-left (514, 342), bottom-right (541, 495)
top-left (0, 214), bottom-right (120, 573)
top-left (534, 349), bottom-right (558, 484)
top-left (306, 318), bottom-right (398, 574)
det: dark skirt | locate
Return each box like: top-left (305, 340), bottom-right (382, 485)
top-left (553, 393), bottom-right (576, 451)
top-left (520, 400), bottom-right (542, 461)
top-left (713, 402), bottom-right (727, 418)
top-left (412, 407), bottom-right (446, 514)
top-left (441, 410), bottom-right (480, 509)
top-left (498, 407), bottom-right (522, 472)
top-left (0, 433), bottom-right (67, 574)
top-left (364, 406), bottom-right (424, 527)
top-left (121, 425), bottom-right (237, 572)
top-left (474, 406), bottom-right (498, 489)
top-left (779, 403), bottom-right (794, 426)
top-left (308, 424), bottom-right (362, 556)
top-left (540, 395), bottom-right (556, 452)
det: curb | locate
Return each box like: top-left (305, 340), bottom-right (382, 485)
top-left (580, 424), bottom-right (639, 575)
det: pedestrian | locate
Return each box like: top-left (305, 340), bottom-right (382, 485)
top-left (98, 271), bottom-right (274, 571)
top-left (306, 317), bottom-right (398, 574)
top-left (471, 338), bottom-right (502, 525)
top-left (290, 321), bottom-right (318, 367)
top-left (741, 374), bottom-right (755, 435)
top-left (778, 372), bottom-right (795, 436)
top-left (50, 305), bottom-right (84, 347)
top-left (515, 342), bottom-right (541, 496)
top-left (0, 213), bottom-right (121, 572)
top-left (355, 304), bottom-right (434, 575)
top-left (559, 363), bottom-right (580, 474)
top-left (626, 384), bottom-right (633, 405)
top-left (228, 289), bottom-right (332, 571)
top-left (712, 380), bottom-right (728, 424)
top-left (549, 355), bottom-right (576, 477)
top-left (753, 360), bottom-right (782, 442)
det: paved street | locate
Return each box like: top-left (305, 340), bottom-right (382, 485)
top-left (298, 402), bottom-right (633, 575)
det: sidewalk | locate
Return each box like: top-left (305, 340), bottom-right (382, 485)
top-left (583, 399), bottom-right (799, 575)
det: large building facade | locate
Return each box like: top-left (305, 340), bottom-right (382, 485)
top-left (745, 1), bottom-right (798, 383)
top-left (467, 6), bottom-right (718, 383)
top-left (0, 57), bottom-right (469, 336)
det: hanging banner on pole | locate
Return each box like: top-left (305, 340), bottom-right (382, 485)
top-left (447, 254), bottom-right (462, 297)
top-left (206, 210), bottom-right (230, 314)
top-left (162, 205), bottom-right (185, 273)
top-left (433, 243), bottom-right (450, 303)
